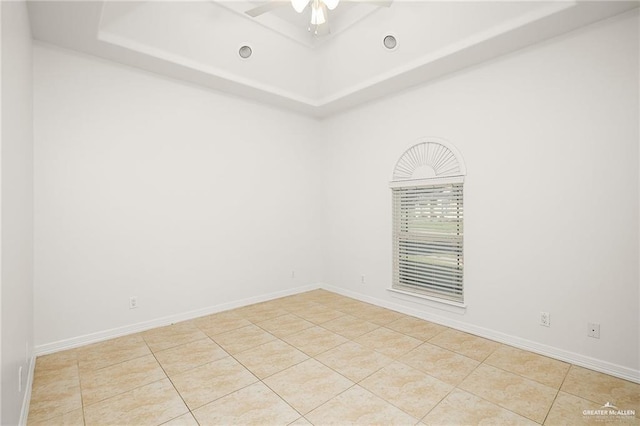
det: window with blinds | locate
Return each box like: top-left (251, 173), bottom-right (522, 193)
top-left (392, 182), bottom-right (464, 303)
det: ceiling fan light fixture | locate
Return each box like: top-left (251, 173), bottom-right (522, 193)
top-left (324, 0), bottom-right (339, 10)
top-left (291, 0), bottom-right (309, 13)
top-left (311, 2), bottom-right (326, 25)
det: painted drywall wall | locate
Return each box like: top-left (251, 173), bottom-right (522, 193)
top-left (322, 11), bottom-right (639, 377)
top-left (1, 1), bottom-right (34, 424)
top-left (34, 44), bottom-right (324, 347)
top-left (32, 7), bottom-right (638, 383)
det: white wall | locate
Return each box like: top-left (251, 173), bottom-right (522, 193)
top-left (34, 45), bottom-right (324, 348)
top-left (1, 1), bottom-right (34, 424)
top-left (32, 9), bottom-right (639, 383)
top-left (322, 11), bottom-right (639, 378)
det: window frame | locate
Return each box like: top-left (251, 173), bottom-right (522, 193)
top-left (391, 177), bottom-right (464, 305)
top-left (388, 139), bottom-right (467, 308)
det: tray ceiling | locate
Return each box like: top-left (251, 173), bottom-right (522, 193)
top-left (27, 1), bottom-right (639, 117)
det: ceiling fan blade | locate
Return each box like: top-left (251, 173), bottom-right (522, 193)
top-left (245, 1), bottom-right (288, 17)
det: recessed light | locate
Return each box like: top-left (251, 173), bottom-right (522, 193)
top-left (238, 45), bottom-right (252, 59)
top-left (383, 34), bottom-right (398, 51)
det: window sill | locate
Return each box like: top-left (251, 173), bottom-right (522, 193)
top-left (387, 288), bottom-right (467, 314)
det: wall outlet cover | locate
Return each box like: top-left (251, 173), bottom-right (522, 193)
top-left (540, 311), bottom-right (550, 327)
top-left (588, 322), bottom-right (601, 339)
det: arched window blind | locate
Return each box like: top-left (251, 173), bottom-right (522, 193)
top-left (390, 139), bottom-right (466, 304)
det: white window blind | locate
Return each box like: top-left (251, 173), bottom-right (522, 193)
top-left (392, 182), bottom-right (464, 303)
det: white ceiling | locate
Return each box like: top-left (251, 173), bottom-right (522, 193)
top-left (27, 0), bottom-right (639, 117)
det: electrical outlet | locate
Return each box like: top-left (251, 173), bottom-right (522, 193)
top-left (588, 323), bottom-right (600, 339)
top-left (18, 366), bottom-right (23, 393)
top-left (129, 296), bottom-right (138, 309)
top-left (540, 311), bottom-right (550, 327)
top-left (291, 270), bottom-right (295, 279)
top-left (361, 275), bottom-right (366, 285)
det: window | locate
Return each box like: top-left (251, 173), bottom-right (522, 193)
top-left (390, 139), bottom-right (466, 305)
top-left (392, 182), bottom-right (464, 302)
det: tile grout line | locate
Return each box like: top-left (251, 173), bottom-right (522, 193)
top-left (147, 345), bottom-right (194, 425)
top-left (402, 340), bottom-right (550, 424)
top-left (82, 359), bottom-right (169, 415)
top-left (551, 365), bottom-right (640, 413)
top-left (76, 356), bottom-right (87, 426)
top-left (299, 317), bottom-right (438, 422)
top-left (236, 299), bottom-right (418, 422)
top-left (451, 367), bottom-right (541, 424)
top-left (238, 304), bottom-right (355, 424)
top-left (27, 294), bottom-right (481, 424)
top-left (28, 291), bottom-right (639, 425)
top-left (158, 320), bottom-right (266, 413)
top-left (540, 365), bottom-right (572, 425)
top-left (172, 358), bottom-right (262, 413)
top-left (179, 296), bottom-right (516, 423)
top-left (277, 296), bottom-right (633, 424)
top-left (216, 339), bottom-right (312, 422)
top-left (237, 301), bottom-right (359, 422)
top-left (29, 356), bottom-right (85, 425)
top-left (303, 382), bottom-right (361, 421)
top-left (456, 356), bottom-right (556, 424)
top-left (478, 356), bottom-right (570, 389)
top-left (418, 385), bottom-right (458, 424)
top-left (79, 351), bottom-right (151, 374)
top-left (80, 365), bottom-right (169, 414)
top-left (390, 321), bottom-right (578, 395)
top-left (416, 342), bottom-right (484, 422)
top-left (257, 372), bottom-right (308, 421)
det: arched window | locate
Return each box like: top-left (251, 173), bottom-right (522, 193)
top-left (390, 138), bottom-right (466, 305)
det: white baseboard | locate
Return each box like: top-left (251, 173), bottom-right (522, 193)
top-left (320, 283), bottom-right (640, 384)
top-left (19, 354), bottom-right (36, 426)
top-left (32, 282), bottom-right (639, 384)
top-left (34, 283), bottom-right (320, 356)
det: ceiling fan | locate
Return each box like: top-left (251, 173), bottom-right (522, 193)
top-left (245, 0), bottom-right (392, 36)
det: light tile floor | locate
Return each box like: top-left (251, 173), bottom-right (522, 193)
top-left (28, 290), bottom-right (640, 425)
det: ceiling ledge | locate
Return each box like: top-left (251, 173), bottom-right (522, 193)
top-left (315, 1), bottom-right (639, 117)
top-left (28, 1), bottom-right (639, 118)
